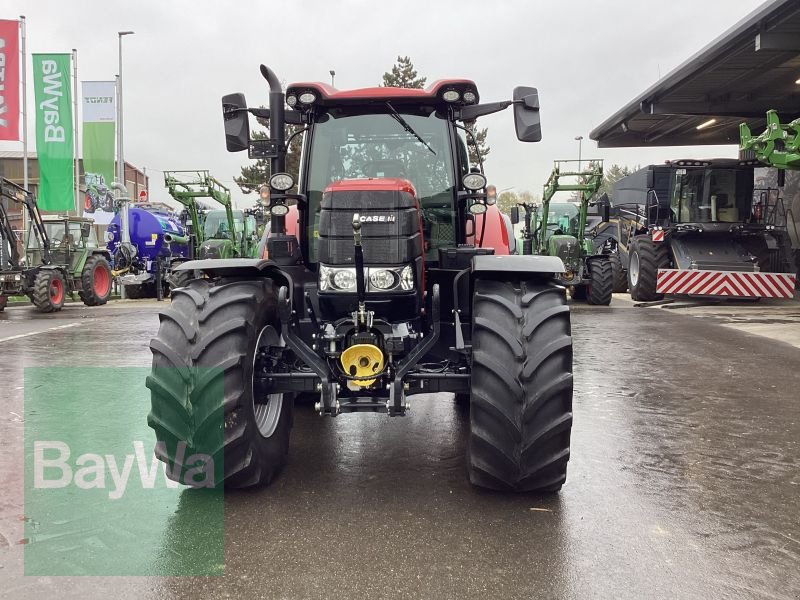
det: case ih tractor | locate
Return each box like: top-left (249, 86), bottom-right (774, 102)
top-left (0, 177), bottom-right (112, 312)
top-left (593, 159), bottom-right (797, 301)
top-left (146, 65), bottom-right (574, 493)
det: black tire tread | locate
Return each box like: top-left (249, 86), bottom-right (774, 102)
top-left (146, 278), bottom-right (292, 489)
top-left (629, 236), bottom-right (670, 301)
top-left (468, 279), bottom-right (573, 492)
top-left (587, 258), bottom-right (613, 305)
top-left (32, 269), bottom-right (65, 313)
top-left (609, 252), bottom-right (628, 293)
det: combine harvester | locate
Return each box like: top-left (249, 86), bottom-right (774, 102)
top-left (592, 157), bottom-right (796, 301)
top-left (514, 160), bottom-right (614, 304)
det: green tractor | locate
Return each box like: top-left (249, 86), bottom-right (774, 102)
top-left (163, 170), bottom-right (260, 287)
top-left (513, 160), bottom-right (614, 304)
top-left (0, 177), bottom-right (112, 312)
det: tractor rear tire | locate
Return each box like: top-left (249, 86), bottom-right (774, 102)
top-left (609, 252), bottom-right (628, 293)
top-left (146, 278), bottom-right (294, 489)
top-left (467, 279), bottom-right (573, 492)
top-left (79, 255), bottom-right (113, 306)
top-left (587, 258), bottom-right (613, 305)
top-left (32, 269), bottom-right (66, 313)
top-left (628, 236), bottom-right (670, 301)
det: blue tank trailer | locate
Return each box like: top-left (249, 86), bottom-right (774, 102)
top-left (106, 205), bottom-right (190, 299)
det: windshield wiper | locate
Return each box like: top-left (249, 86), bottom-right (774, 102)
top-left (385, 102), bottom-right (436, 155)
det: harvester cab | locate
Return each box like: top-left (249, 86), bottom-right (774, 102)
top-left (149, 65), bottom-right (575, 494)
top-left (597, 158), bottom-right (797, 301)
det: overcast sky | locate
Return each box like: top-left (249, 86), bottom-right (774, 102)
top-left (2, 0), bottom-right (766, 207)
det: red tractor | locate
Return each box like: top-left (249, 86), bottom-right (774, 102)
top-left (147, 65), bottom-right (573, 493)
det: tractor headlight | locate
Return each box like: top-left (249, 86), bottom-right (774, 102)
top-left (269, 172), bottom-right (294, 192)
top-left (319, 264), bottom-right (415, 293)
top-left (369, 269), bottom-right (397, 291)
top-left (442, 90), bottom-right (460, 102)
top-left (286, 94), bottom-right (298, 108)
top-left (299, 92), bottom-right (317, 105)
top-left (463, 172), bottom-right (487, 191)
top-left (399, 265), bottom-right (414, 291)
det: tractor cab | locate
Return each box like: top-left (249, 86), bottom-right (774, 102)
top-left (27, 216), bottom-right (97, 269)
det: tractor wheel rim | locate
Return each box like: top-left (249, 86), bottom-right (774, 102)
top-left (50, 278), bottom-right (64, 304)
top-left (94, 265), bottom-right (111, 297)
top-left (252, 325), bottom-right (284, 438)
top-left (630, 252), bottom-right (640, 287)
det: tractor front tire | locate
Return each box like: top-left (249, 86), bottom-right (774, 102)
top-left (146, 278), bottom-right (294, 489)
top-left (169, 269), bottom-right (195, 293)
top-left (628, 236), bottom-right (670, 301)
top-left (467, 279), bottom-right (573, 492)
top-left (609, 252), bottom-right (628, 293)
top-left (32, 269), bottom-right (66, 313)
top-left (79, 255), bottom-right (113, 306)
top-left (587, 258), bottom-right (613, 306)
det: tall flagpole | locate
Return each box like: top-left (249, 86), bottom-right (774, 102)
top-left (20, 16), bottom-right (28, 244)
top-left (72, 49), bottom-right (78, 215)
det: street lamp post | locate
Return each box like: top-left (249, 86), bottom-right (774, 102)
top-left (117, 31), bottom-right (134, 198)
top-left (574, 135), bottom-right (583, 171)
top-left (329, 69), bottom-right (336, 87)
top-left (117, 31), bottom-right (134, 300)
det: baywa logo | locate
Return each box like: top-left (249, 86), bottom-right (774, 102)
top-left (359, 214), bottom-right (396, 223)
top-left (33, 440), bottom-right (215, 499)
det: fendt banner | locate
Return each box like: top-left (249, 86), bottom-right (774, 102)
top-left (0, 20), bottom-right (21, 141)
top-left (82, 81), bottom-right (116, 224)
top-left (32, 53), bottom-right (74, 211)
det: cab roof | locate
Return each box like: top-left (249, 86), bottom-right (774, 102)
top-left (285, 79), bottom-right (480, 108)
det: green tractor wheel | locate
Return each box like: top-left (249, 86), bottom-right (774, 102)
top-left (79, 255), bottom-right (113, 306)
top-left (32, 269), bottom-right (66, 313)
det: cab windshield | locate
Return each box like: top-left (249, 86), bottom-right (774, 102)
top-left (670, 168), bottom-right (753, 223)
top-left (203, 210), bottom-right (243, 239)
top-left (306, 108), bottom-right (456, 261)
top-left (536, 203), bottom-right (579, 241)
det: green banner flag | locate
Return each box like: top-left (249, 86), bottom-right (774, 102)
top-left (81, 81), bottom-right (117, 222)
top-left (33, 54), bottom-right (74, 212)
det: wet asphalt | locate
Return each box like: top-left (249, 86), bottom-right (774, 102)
top-left (1, 297), bottom-right (799, 599)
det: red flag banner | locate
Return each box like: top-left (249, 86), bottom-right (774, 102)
top-left (0, 20), bottom-right (20, 141)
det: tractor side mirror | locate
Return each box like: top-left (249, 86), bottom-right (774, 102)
top-left (512, 86), bottom-right (541, 142)
top-left (222, 93), bottom-right (250, 153)
top-left (510, 206), bottom-right (520, 224)
top-left (646, 168), bottom-right (655, 189)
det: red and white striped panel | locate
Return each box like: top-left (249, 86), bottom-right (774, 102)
top-left (651, 230), bottom-right (664, 242)
top-left (656, 269), bottom-right (797, 298)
